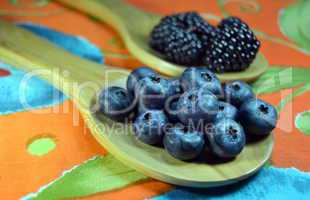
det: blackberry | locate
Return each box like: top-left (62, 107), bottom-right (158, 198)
top-left (204, 16), bottom-right (260, 73)
top-left (219, 17), bottom-right (260, 63)
top-left (150, 12), bottom-right (216, 65)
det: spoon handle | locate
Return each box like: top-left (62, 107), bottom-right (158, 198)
top-left (0, 20), bottom-right (127, 109)
top-left (57, 0), bottom-right (159, 38)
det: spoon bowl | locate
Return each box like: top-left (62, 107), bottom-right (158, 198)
top-left (57, 0), bottom-right (268, 81)
top-left (0, 21), bottom-right (273, 187)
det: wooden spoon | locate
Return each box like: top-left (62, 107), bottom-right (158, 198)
top-left (0, 21), bottom-right (273, 187)
top-left (56, 0), bottom-right (268, 81)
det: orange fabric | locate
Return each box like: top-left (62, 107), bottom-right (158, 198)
top-left (0, 101), bottom-right (171, 199)
top-left (273, 91), bottom-right (310, 170)
top-left (0, 101), bottom-right (106, 198)
top-left (258, 89), bottom-right (310, 170)
top-left (0, 0), bottom-right (309, 199)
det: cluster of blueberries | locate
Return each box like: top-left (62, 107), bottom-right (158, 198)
top-left (99, 67), bottom-right (278, 161)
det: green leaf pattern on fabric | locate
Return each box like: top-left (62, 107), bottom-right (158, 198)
top-left (22, 155), bottom-right (148, 200)
top-left (252, 66), bottom-right (310, 95)
top-left (299, 1), bottom-right (310, 41)
top-left (279, 0), bottom-right (310, 53)
top-left (276, 83), bottom-right (310, 112)
top-left (8, 0), bottom-right (51, 6)
top-left (9, 0), bottom-right (18, 4)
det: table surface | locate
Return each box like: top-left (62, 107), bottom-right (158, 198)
top-left (0, 0), bottom-right (309, 199)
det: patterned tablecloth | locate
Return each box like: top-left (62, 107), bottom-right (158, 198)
top-left (0, 0), bottom-right (309, 199)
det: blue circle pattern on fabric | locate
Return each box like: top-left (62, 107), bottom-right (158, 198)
top-left (0, 23), bottom-right (104, 115)
top-left (152, 167), bottom-right (310, 200)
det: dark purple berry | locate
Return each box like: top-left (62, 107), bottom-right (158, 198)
top-left (133, 110), bottom-right (168, 145)
top-left (99, 86), bottom-right (136, 122)
top-left (164, 125), bottom-right (205, 161)
top-left (206, 118), bottom-right (246, 158)
top-left (150, 12), bottom-right (216, 65)
top-left (239, 98), bottom-right (278, 136)
top-left (204, 16), bottom-right (260, 72)
top-left (224, 80), bottom-right (254, 107)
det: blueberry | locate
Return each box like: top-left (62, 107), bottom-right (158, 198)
top-left (224, 80), bottom-right (254, 107)
top-left (137, 78), bottom-right (182, 115)
top-left (206, 118), bottom-right (246, 158)
top-left (239, 98), bottom-right (278, 136)
top-left (177, 89), bottom-right (219, 126)
top-left (164, 126), bottom-right (205, 161)
top-left (167, 79), bottom-right (183, 96)
top-left (137, 100), bottom-right (153, 114)
top-left (180, 67), bottom-right (222, 96)
top-left (126, 67), bottom-right (156, 96)
top-left (215, 101), bottom-right (238, 122)
top-left (136, 75), bottom-right (171, 110)
top-left (99, 86), bottom-right (136, 122)
top-left (164, 95), bottom-right (181, 123)
top-left (133, 110), bottom-right (168, 145)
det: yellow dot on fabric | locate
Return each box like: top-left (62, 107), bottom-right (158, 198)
top-left (27, 136), bottom-right (56, 156)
